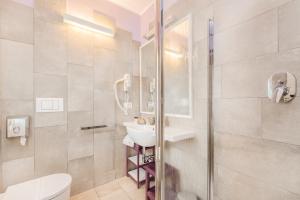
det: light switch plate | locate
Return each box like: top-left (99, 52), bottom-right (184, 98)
top-left (36, 98), bottom-right (64, 113)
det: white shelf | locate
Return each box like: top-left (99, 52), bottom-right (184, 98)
top-left (128, 168), bottom-right (146, 182)
top-left (164, 127), bottom-right (196, 142)
top-left (128, 155), bottom-right (146, 166)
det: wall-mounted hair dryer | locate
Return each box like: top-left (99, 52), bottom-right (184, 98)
top-left (114, 74), bottom-right (132, 115)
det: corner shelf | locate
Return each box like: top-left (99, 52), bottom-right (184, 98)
top-left (126, 144), bottom-right (155, 188)
top-left (128, 168), bottom-right (146, 182)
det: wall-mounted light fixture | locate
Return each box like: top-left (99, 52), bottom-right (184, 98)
top-left (164, 49), bottom-right (184, 58)
top-left (63, 14), bottom-right (115, 37)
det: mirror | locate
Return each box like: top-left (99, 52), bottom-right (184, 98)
top-left (140, 15), bottom-right (192, 118)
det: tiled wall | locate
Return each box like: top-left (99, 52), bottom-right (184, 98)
top-left (162, 0), bottom-right (300, 199)
top-left (213, 0), bottom-right (300, 199)
top-left (0, 0), bottom-right (139, 195)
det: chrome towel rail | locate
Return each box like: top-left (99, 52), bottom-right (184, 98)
top-left (81, 125), bottom-right (107, 130)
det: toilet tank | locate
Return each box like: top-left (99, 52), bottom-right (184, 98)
top-left (3, 174), bottom-right (72, 200)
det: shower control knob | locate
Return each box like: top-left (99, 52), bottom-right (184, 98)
top-left (268, 72), bottom-right (297, 103)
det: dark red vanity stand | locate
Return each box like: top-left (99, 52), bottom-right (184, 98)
top-left (143, 163), bottom-right (156, 200)
top-left (126, 144), bottom-right (155, 188)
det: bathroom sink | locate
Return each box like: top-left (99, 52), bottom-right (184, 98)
top-left (123, 121), bottom-right (196, 147)
top-left (123, 122), bottom-right (156, 147)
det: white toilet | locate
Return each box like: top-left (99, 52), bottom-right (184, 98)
top-left (0, 173), bottom-right (72, 200)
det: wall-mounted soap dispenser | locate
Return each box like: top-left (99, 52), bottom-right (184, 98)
top-left (6, 116), bottom-right (30, 146)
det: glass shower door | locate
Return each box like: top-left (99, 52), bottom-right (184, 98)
top-left (155, 0), bottom-right (213, 199)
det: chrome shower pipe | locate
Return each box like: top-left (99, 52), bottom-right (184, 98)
top-left (154, 0), bottom-right (164, 200)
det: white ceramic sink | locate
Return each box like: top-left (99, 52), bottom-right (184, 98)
top-left (123, 122), bottom-right (196, 147)
top-left (123, 122), bottom-right (156, 147)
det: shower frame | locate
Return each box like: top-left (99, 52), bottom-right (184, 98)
top-left (154, 1), bottom-right (215, 200)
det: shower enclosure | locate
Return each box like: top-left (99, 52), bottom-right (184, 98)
top-left (153, 0), bottom-right (300, 200)
top-left (153, 0), bottom-right (213, 199)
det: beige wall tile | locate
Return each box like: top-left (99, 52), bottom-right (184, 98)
top-left (34, 20), bottom-right (67, 75)
top-left (0, 0), bottom-right (33, 44)
top-left (115, 30), bottom-right (134, 64)
top-left (34, 74), bottom-right (67, 98)
top-left (94, 48), bottom-right (115, 89)
top-left (68, 87), bottom-right (93, 112)
top-left (68, 111), bottom-right (93, 137)
top-left (279, 0), bottom-right (300, 51)
top-left (193, 39), bottom-right (209, 71)
top-left (68, 134), bottom-right (94, 161)
top-left (34, 0), bottom-right (66, 23)
top-left (94, 31), bottom-right (118, 51)
top-left (262, 98), bottom-right (300, 145)
top-left (2, 157), bottom-right (34, 188)
top-left (68, 156), bottom-right (94, 195)
top-left (221, 49), bottom-right (300, 98)
top-left (132, 41), bottom-right (140, 77)
top-left (215, 165), bottom-right (300, 200)
top-left (0, 100), bottom-right (34, 161)
top-left (114, 61), bottom-right (132, 80)
top-left (68, 64), bottom-right (93, 89)
top-left (67, 26), bottom-right (94, 67)
top-left (214, 0), bottom-right (290, 32)
top-left (215, 132), bottom-right (300, 195)
top-left (35, 126), bottom-right (68, 176)
top-left (214, 10), bottom-right (278, 66)
top-left (0, 39), bottom-right (33, 100)
top-left (68, 64), bottom-right (94, 112)
top-left (214, 98), bottom-right (261, 137)
top-left (213, 67), bottom-right (221, 98)
top-left (193, 64), bottom-right (208, 100)
top-left (94, 131), bottom-right (115, 185)
top-left (94, 90), bottom-right (115, 127)
top-left (114, 139), bottom-right (126, 178)
top-left (193, 6), bottom-right (213, 42)
top-left (34, 73), bottom-right (67, 127)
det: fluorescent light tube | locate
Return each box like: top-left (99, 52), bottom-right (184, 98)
top-left (164, 49), bottom-right (183, 58)
top-left (63, 14), bottom-right (115, 37)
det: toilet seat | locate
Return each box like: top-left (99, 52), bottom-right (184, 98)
top-left (3, 174), bottom-right (72, 200)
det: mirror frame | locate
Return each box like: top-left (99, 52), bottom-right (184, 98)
top-left (139, 14), bottom-right (193, 118)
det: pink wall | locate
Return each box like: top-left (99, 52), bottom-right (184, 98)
top-left (67, 0), bottom-right (141, 41)
top-left (12, 0), bottom-right (33, 7)
top-left (12, 0), bottom-right (178, 42)
top-left (140, 4), bottom-right (155, 43)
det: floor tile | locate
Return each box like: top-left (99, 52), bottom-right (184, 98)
top-left (71, 189), bottom-right (99, 200)
top-left (101, 190), bottom-right (131, 200)
top-left (95, 179), bottom-right (122, 198)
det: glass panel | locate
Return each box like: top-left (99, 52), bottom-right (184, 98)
top-left (162, 1), bottom-right (212, 199)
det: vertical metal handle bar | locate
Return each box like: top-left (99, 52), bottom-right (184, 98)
top-left (155, 0), bottom-right (164, 200)
top-left (207, 18), bottom-right (215, 200)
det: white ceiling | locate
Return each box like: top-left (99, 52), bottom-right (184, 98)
top-left (106, 0), bottom-right (153, 15)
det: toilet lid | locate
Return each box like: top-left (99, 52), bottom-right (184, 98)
top-left (3, 174), bottom-right (72, 200)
